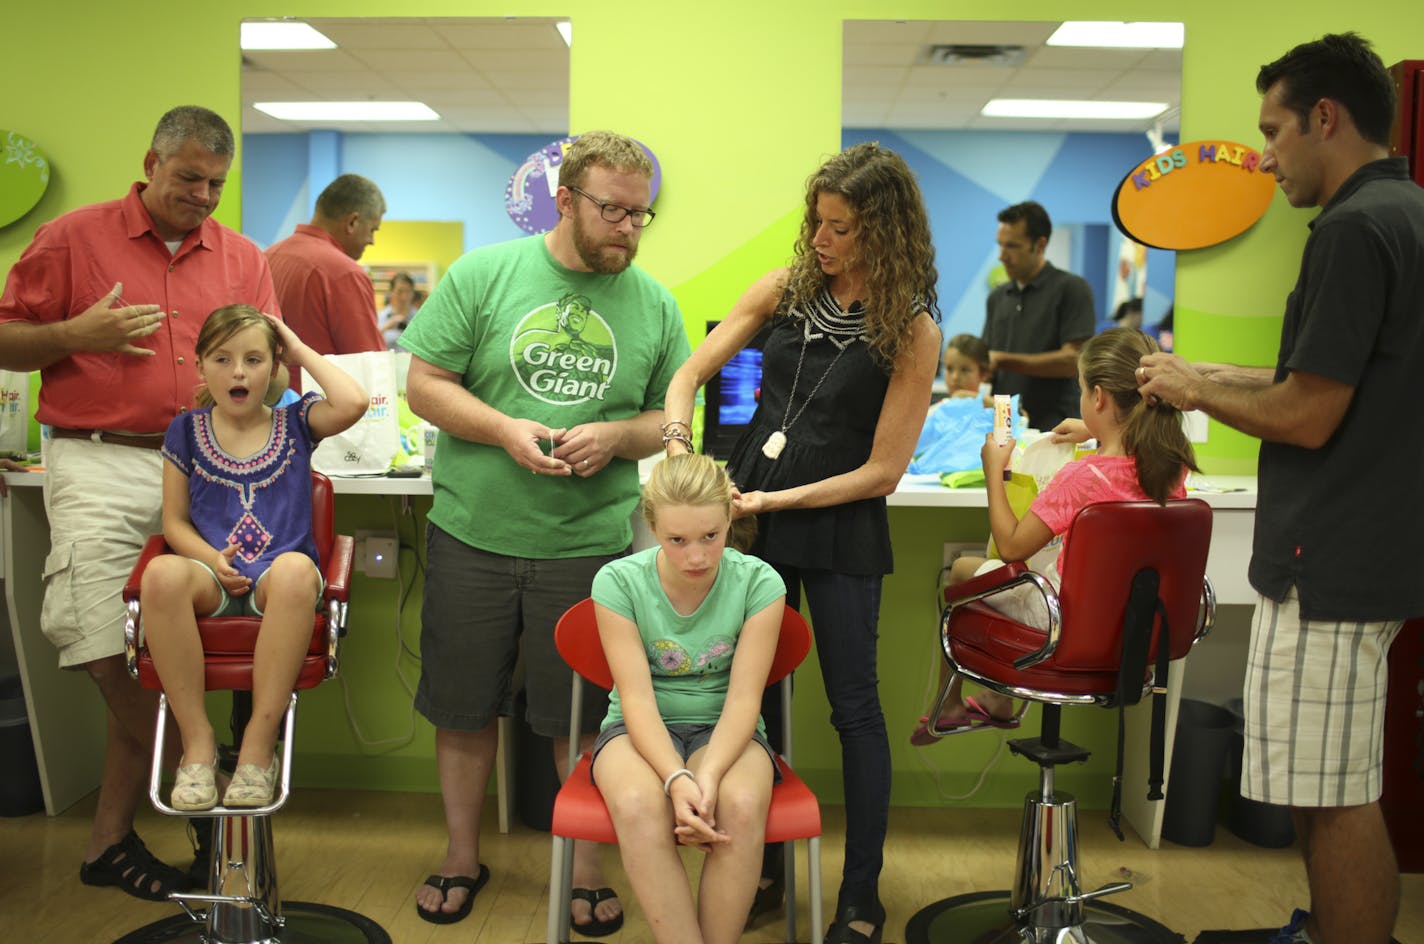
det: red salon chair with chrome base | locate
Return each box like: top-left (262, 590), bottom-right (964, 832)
top-left (907, 500), bottom-right (1215, 944)
top-left (114, 471), bottom-right (389, 944)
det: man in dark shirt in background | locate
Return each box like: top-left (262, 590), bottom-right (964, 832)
top-left (981, 200), bottom-right (1096, 430)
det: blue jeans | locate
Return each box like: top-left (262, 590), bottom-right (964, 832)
top-left (764, 564), bottom-right (888, 916)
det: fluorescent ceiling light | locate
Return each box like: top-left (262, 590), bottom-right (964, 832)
top-left (254, 101), bottom-right (440, 122)
top-left (240, 22), bottom-right (336, 50)
top-left (556, 21), bottom-right (572, 47)
top-left (982, 99), bottom-right (1168, 120)
top-left (1047, 21), bottom-right (1184, 49)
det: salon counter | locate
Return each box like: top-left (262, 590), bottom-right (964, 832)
top-left (3, 469), bottom-right (1258, 848)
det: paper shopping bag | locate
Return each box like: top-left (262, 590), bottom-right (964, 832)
top-left (302, 351), bottom-right (401, 476)
top-left (0, 369), bottom-right (30, 456)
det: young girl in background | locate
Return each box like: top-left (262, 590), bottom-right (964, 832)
top-left (591, 453), bottom-right (786, 944)
top-left (142, 305), bottom-right (367, 809)
top-left (912, 327), bottom-right (1198, 744)
top-left (940, 333), bottom-right (992, 403)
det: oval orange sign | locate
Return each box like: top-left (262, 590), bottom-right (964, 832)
top-left (1112, 140), bottom-right (1277, 250)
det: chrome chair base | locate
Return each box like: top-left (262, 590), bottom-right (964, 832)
top-left (906, 891), bottom-right (1184, 944)
top-left (113, 901), bottom-right (391, 944)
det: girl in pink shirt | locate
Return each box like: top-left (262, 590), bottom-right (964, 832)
top-left (912, 327), bottom-right (1198, 743)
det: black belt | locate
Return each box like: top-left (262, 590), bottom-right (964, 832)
top-left (50, 427), bottom-right (164, 450)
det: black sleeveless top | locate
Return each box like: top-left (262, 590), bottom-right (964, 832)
top-left (725, 289), bottom-right (894, 575)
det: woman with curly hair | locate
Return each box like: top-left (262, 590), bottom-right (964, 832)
top-left (662, 142), bottom-right (941, 944)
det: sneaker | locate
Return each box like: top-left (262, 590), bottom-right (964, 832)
top-left (1268, 909), bottom-right (1314, 944)
top-left (222, 755), bottom-right (279, 808)
top-left (171, 759), bottom-right (218, 811)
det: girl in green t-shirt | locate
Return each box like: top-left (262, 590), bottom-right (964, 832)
top-left (590, 454), bottom-right (786, 944)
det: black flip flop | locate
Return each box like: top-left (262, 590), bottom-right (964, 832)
top-left (571, 886), bottom-right (624, 937)
top-left (415, 864), bottom-right (490, 925)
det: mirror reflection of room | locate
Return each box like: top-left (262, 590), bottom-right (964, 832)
top-left (842, 20), bottom-right (1182, 355)
top-left (240, 17), bottom-right (572, 351)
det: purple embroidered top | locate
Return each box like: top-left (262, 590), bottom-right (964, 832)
top-left (161, 392), bottom-right (323, 581)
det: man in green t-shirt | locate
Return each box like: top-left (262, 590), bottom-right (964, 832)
top-left (402, 130), bottom-right (689, 932)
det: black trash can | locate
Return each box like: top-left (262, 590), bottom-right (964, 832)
top-left (511, 688), bottom-right (560, 832)
top-left (1161, 698), bottom-right (1235, 846)
top-left (0, 674), bottom-right (44, 817)
top-left (1222, 699), bottom-right (1296, 848)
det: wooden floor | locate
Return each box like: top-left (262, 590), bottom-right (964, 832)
top-left (1, 789), bottom-right (1420, 943)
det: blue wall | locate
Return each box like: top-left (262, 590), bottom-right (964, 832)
top-left (843, 128), bottom-right (1176, 343)
top-left (242, 131), bottom-right (555, 252)
top-left (243, 128), bottom-right (1176, 341)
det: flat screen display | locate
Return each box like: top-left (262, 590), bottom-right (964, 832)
top-left (702, 320), bottom-right (770, 460)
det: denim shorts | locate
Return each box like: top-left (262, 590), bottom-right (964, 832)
top-left (191, 556), bottom-right (324, 618)
top-left (590, 720), bottom-right (781, 785)
top-left (414, 523), bottom-right (619, 737)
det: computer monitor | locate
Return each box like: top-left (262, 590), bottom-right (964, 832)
top-left (702, 320), bottom-right (771, 460)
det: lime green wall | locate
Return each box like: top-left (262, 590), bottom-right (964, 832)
top-left (6, 0), bottom-right (1424, 807)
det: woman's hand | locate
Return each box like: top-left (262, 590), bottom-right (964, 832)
top-left (1048, 418), bottom-right (1090, 444)
top-left (732, 489), bottom-right (770, 518)
top-left (981, 432), bottom-right (1016, 475)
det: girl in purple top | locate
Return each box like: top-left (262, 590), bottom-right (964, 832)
top-left (913, 327), bottom-right (1198, 743)
top-left (142, 304), bottom-right (366, 810)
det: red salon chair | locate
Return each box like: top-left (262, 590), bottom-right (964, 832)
top-left (546, 598), bottom-right (824, 944)
top-left (907, 500), bottom-right (1215, 944)
top-left (116, 471), bottom-right (387, 944)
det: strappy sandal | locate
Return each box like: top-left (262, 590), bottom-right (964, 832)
top-left (79, 830), bottom-right (188, 901)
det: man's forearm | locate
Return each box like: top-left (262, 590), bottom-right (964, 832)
top-left (994, 348), bottom-right (1079, 378)
top-left (1197, 362), bottom-right (1276, 388)
top-left (0, 321), bottom-right (71, 371)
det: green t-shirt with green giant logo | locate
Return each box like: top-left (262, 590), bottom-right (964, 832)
top-left (399, 235), bottom-right (689, 558)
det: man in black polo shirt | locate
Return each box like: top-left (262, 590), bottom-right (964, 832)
top-left (1138, 33), bottom-right (1420, 944)
top-left (981, 201), bottom-right (1096, 430)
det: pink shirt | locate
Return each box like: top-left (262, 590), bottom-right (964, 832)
top-left (1029, 453), bottom-right (1188, 580)
top-left (0, 183), bottom-right (280, 433)
top-left (264, 224), bottom-right (383, 366)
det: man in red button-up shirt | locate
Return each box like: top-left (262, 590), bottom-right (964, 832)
top-left (0, 105), bottom-right (279, 900)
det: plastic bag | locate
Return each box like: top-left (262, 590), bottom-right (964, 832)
top-left (907, 394), bottom-right (1019, 476)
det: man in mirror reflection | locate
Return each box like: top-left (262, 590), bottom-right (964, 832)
top-left (264, 173), bottom-right (387, 381)
top-left (399, 130), bottom-right (688, 931)
top-left (982, 200), bottom-right (1096, 430)
top-left (0, 105), bottom-right (280, 901)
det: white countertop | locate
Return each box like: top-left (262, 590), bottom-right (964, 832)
top-left (5, 467), bottom-right (1257, 507)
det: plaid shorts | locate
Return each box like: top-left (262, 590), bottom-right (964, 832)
top-left (1241, 587), bottom-right (1403, 807)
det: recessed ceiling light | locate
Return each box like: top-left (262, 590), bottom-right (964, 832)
top-left (982, 99), bottom-right (1168, 120)
top-left (253, 102), bottom-right (440, 122)
top-left (556, 21), bottom-right (572, 47)
top-left (1047, 21), bottom-right (1184, 49)
top-left (240, 21), bottom-right (336, 51)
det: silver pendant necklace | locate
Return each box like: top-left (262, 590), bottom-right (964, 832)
top-left (763, 311), bottom-right (852, 460)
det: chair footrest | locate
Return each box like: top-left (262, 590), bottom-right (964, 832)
top-left (1008, 736), bottom-right (1091, 767)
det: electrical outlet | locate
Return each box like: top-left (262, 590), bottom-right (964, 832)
top-left (943, 542), bottom-right (986, 569)
top-left (355, 530), bottom-right (399, 579)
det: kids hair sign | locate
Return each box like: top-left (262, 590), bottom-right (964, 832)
top-left (1112, 140), bottom-right (1276, 250)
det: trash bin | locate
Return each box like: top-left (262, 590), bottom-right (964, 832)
top-left (1222, 698), bottom-right (1296, 848)
top-left (511, 688), bottom-right (560, 832)
top-left (0, 674), bottom-right (44, 817)
top-left (1161, 698), bottom-right (1234, 846)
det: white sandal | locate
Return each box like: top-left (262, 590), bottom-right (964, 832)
top-left (172, 758), bottom-right (218, 811)
top-left (222, 755), bottom-right (279, 808)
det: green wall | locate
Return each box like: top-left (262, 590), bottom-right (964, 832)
top-left (6, 0), bottom-right (1423, 807)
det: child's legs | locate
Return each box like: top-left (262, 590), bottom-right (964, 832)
top-left (241, 553), bottom-right (321, 766)
top-left (689, 741), bottom-right (773, 944)
top-left (139, 555), bottom-right (225, 762)
top-left (933, 557), bottom-right (992, 714)
top-left (591, 735), bottom-right (697, 944)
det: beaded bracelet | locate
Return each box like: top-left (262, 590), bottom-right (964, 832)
top-left (663, 767), bottom-right (694, 795)
top-left (660, 419), bottom-right (690, 432)
top-left (662, 433), bottom-right (693, 451)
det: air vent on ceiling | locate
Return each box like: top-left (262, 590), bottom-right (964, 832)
top-left (925, 44), bottom-right (1025, 66)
